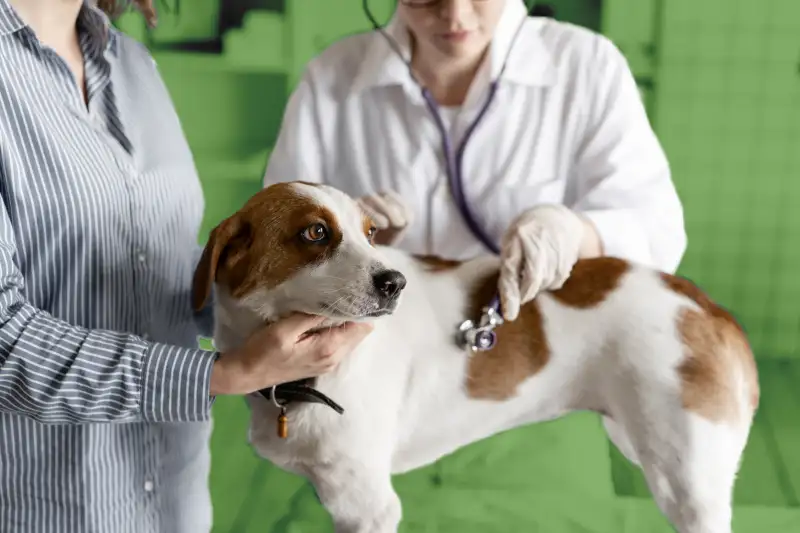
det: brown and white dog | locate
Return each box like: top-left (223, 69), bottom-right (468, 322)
top-left (192, 181), bottom-right (759, 533)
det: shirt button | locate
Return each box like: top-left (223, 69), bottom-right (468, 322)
top-left (137, 252), bottom-right (146, 263)
top-left (144, 480), bottom-right (154, 492)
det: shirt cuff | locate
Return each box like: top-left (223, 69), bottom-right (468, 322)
top-left (139, 342), bottom-right (218, 423)
top-left (579, 208), bottom-right (653, 266)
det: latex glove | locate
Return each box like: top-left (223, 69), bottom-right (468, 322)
top-left (356, 191), bottom-right (413, 246)
top-left (498, 204), bottom-right (586, 321)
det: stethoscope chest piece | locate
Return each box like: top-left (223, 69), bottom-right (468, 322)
top-left (456, 306), bottom-right (504, 352)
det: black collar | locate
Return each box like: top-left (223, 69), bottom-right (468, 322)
top-left (258, 378), bottom-right (344, 414)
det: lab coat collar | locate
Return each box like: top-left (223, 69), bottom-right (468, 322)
top-left (350, 10), bottom-right (416, 95)
top-left (351, 0), bottom-right (557, 96)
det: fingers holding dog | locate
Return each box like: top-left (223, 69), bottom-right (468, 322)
top-left (497, 204), bottom-right (586, 321)
top-left (211, 315), bottom-right (374, 395)
top-left (357, 190), bottom-right (413, 245)
top-left (305, 321), bottom-right (374, 371)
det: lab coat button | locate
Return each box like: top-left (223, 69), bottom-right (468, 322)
top-left (144, 480), bottom-right (154, 492)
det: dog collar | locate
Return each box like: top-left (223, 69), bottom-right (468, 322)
top-left (258, 379), bottom-right (345, 414)
top-left (258, 379), bottom-right (344, 440)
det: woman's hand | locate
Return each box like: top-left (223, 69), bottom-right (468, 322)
top-left (356, 191), bottom-right (413, 246)
top-left (498, 204), bottom-right (596, 321)
top-left (210, 314), bottom-right (373, 396)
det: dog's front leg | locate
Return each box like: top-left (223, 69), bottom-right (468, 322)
top-left (307, 459), bottom-right (400, 533)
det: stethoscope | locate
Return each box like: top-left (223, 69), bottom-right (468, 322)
top-left (362, 0), bottom-right (537, 352)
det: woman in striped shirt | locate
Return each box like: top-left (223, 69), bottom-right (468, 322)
top-left (0, 1), bottom-right (372, 531)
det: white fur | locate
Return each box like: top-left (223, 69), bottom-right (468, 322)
top-left (211, 183), bottom-right (756, 533)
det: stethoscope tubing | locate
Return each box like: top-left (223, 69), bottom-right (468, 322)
top-left (362, 0), bottom-right (537, 318)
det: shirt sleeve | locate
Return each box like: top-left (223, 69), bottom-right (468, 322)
top-left (0, 202), bottom-right (218, 425)
top-left (568, 34), bottom-right (687, 274)
top-left (263, 68), bottom-right (327, 187)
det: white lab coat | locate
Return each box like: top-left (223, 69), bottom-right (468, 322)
top-left (262, 0), bottom-right (686, 272)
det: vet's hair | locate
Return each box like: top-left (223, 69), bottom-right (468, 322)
top-left (95, 0), bottom-right (158, 27)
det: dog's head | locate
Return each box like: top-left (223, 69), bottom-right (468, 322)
top-left (192, 181), bottom-right (407, 323)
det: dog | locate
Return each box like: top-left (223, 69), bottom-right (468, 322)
top-left (192, 181), bottom-right (759, 533)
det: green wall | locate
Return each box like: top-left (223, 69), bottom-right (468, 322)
top-left (652, 1), bottom-right (800, 360)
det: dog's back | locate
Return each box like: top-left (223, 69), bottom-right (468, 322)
top-left (245, 248), bottom-right (757, 484)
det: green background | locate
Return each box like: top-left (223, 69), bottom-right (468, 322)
top-left (113, 0), bottom-right (800, 531)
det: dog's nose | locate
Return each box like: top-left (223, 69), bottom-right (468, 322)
top-left (372, 270), bottom-right (406, 299)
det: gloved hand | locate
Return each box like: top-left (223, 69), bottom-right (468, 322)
top-left (498, 204), bottom-right (587, 321)
top-left (356, 191), bottom-right (413, 246)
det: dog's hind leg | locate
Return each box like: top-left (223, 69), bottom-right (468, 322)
top-left (305, 458), bottom-right (401, 533)
top-left (602, 415), bottom-right (640, 467)
top-left (615, 404), bottom-right (750, 533)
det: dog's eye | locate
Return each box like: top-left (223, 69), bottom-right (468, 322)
top-left (367, 226), bottom-right (377, 239)
top-left (301, 223), bottom-right (328, 242)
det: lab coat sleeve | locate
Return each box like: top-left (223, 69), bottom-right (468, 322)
top-left (263, 70), bottom-right (327, 187)
top-left (569, 35), bottom-right (687, 274)
top-left (0, 200), bottom-right (217, 424)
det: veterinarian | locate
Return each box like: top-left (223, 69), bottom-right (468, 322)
top-left (263, 0), bottom-right (687, 320)
top-left (0, 1), bottom-right (373, 532)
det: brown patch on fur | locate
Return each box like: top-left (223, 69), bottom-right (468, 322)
top-left (463, 270), bottom-right (550, 400)
top-left (462, 257), bottom-right (629, 400)
top-left (549, 257), bottom-right (630, 308)
top-left (413, 255), bottom-right (463, 272)
top-left (663, 274), bottom-right (759, 423)
top-left (192, 183), bottom-right (342, 310)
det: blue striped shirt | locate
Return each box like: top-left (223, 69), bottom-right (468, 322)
top-left (0, 2), bottom-right (219, 531)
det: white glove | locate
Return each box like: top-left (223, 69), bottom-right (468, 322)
top-left (356, 191), bottom-right (413, 245)
top-left (498, 204), bottom-right (586, 321)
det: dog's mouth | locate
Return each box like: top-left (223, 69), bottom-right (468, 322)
top-left (365, 308), bottom-right (393, 318)
top-left (316, 297), bottom-right (398, 321)
top-left (300, 320), bottom-right (358, 338)
top-left (317, 305), bottom-right (395, 320)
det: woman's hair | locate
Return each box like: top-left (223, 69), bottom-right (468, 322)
top-left (95, 0), bottom-right (158, 27)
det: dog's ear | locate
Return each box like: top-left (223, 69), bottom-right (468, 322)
top-left (192, 215), bottom-right (250, 311)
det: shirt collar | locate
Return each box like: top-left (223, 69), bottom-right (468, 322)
top-left (0, 0), bottom-right (25, 36)
top-left (351, 0), bottom-right (556, 95)
top-left (0, 0), bottom-right (118, 56)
